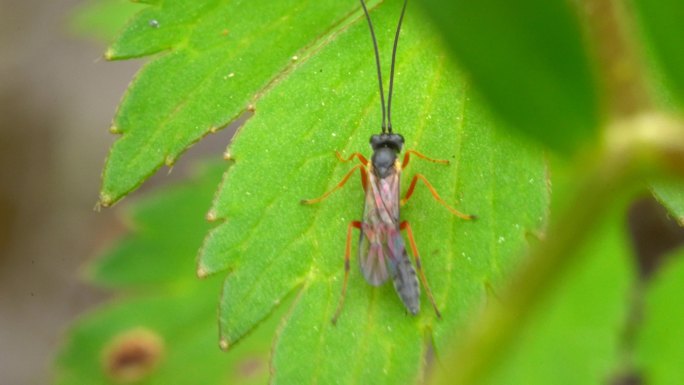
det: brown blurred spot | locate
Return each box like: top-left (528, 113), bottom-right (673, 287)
top-left (237, 356), bottom-right (266, 379)
top-left (101, 328), bottom-right (165, 383)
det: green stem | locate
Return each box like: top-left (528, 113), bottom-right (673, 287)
top-left (427, 0), bottom-right (684, 379)
top-left (429, 111), bottom-right (684, 384)
top-left (430, 143), bottom-right (637, 385)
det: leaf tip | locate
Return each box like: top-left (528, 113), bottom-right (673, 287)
top-left (99, 193), bottom-right (114, 208)
top-left (164, 155), bottom-right (176, 167)
top-left (196, 265), bottom-right (209, 279)
top-left (103, 48), bottom-right (115, 61)
top-left (219, 338), bottom-right (230, 351)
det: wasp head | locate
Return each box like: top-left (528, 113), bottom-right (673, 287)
top-left (370, 133), bottom-right (404, 178)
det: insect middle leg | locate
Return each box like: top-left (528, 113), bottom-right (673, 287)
top-left (332, 220), bottom-right (363, 325)
top-left (401, 149), bottom-right (449, 169)
top-left (400, 221), bottom-right (442, 319)
top-left (401, 174), bottom-right (475, 220)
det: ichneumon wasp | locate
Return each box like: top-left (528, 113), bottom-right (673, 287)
top-left (302, 0), bottom-right (474, 324)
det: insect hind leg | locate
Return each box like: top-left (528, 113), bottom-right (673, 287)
top-left (332, 220), bottom-right (363, 325)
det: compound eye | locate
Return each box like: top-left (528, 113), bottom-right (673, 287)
top-left (387, 134), bottom-right (404, 151)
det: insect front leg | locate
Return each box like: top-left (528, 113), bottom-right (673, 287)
top-left (301, 164), bottom-right (368, 204)
top-left (335, 152), bottom-right (369, 192)
top-left (335, 151), bottom-right (369, 166)
top-left (400, 221), bottom-right (441, 319)
top-left (401, 174), bottom-right (475, 220)
top-left (332, 220), bottom-right (363, 325)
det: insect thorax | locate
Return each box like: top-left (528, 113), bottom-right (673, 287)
top-left (370, 133), bottom-right (404, 178)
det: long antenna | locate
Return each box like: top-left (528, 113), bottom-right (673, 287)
top-left (387, 0), bottom-right (408, 133)
top-left (360, 0), bottom-right (387, 133)
top-left (360, 0), bottom-right (408, 134)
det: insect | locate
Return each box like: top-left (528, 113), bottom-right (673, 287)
top-left (302, 0), bottom-right (474, 324)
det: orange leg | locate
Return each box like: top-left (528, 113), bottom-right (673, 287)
top-left (402, 149), bottom-right (449, 169)
top-left (400, 221), bottom-right (441, 319)
top-left (301, 164), bottom-right (367, 204)
top-left (336, 151), bottom-right (369, 166)
top-left (332, 220), bottom-right (363, 325)
top-left (335, 152), bottom-right (369, 191)
top-left (401, 174), bottom-right (475, 220)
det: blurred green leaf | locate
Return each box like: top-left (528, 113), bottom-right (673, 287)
top-left (69, 0), bottom-right (144, 42)
top-left (55, 163), bottom-right (277, 385)
top-left (651, 179), bottom-right (684, 226)
top-left (636, 247), bottom-right (684, 385)
top-left (89, 165), bottom-right (218, 288)
top-left (630, 0), bottom-right (684, 108)
top-left (417, 0), bottom-right (600, 154)
top-left (197, 3), bottom-right (549, 383)
top-left (99, 0), bottom-right (365, 205)
top-left (481, 207), bottom-right (634, 385)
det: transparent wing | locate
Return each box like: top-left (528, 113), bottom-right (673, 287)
top-left (358, 171), bottom-right (399, 286)
top-left (358, 222), bottom-right (390, 286)
top-left (356, 172), bottom-right (395, 276)
top-left (358, 170), bottom-right (420, 312)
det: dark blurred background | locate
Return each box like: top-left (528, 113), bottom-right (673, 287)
top-left (0, 1), bottom-right (136, 383)
top-left (0, 1), bottom-right (235, 383)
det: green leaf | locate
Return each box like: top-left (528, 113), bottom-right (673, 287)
top-left (480, 206), bottom-right (634, 385)
top-left (198, 3), bottom-right (548, 383)
top-left (69, 0), bottom-right (144, 42)
top-left (99, 0), bottom-right (365, 205)
top-left (417, 0), bottom-right (600, 154)
top-left (55, 163), bottom-right (278, 385)
top-left (636, 247), bottom-right (684, 385)
top-left (630, 0), bottom-right (684, 107)
top-left (651, 179), bottom-right (684, 226)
